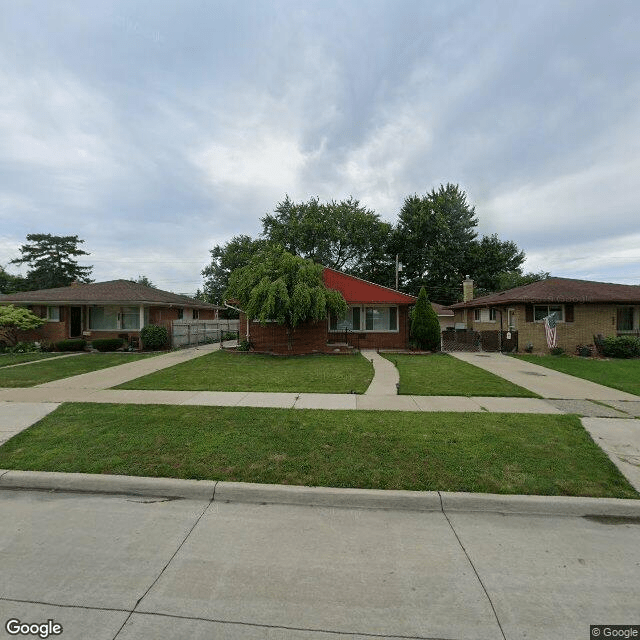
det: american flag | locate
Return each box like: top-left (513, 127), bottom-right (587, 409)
top-left (543, 312), bottom-right (558, 349)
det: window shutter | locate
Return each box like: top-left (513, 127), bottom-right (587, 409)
top-left (565, 304), bottom-right (574, 323)
top-left (525, 304), bottom-right (533, 323)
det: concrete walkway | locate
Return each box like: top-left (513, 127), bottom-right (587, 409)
top-left (362, 349), bottom-right (398, 395)
top-left (452, 351), bottom-right (639, 400)
top-left (36, 342), bottom-right (223, 390)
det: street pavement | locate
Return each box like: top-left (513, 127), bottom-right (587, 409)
top-left (0, 482), bottom-right (639, 640)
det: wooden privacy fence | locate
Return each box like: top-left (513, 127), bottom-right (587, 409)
top-left (171, 319), bottom-right (240, 348)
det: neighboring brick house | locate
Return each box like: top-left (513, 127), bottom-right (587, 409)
top-left (0, 280), bottom-right (222, 348)
top-left (450, 277), bottom-right (640, 353)
top-left (238, 268), bottom-right (417, 354)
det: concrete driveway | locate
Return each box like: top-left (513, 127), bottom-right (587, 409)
top-left (451, 352), bottom-right (639, 400)
top-left (0, 485), bottom-right (639, 640)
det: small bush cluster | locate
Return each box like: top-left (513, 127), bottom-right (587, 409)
top-left (140, 324), bottom-right (168, 350)
top-left (56, 339), bottom-right (86, 352)
top-left (91, 338), bottom-right (124, 352)
top-left (601, 336), bottom-right (640, 359)
top-left (1, 341), bottom-right (42, 354)
top-left (550, 346), bottom-right (565, 356)
top-left (236, 339), bottom-right (253, 352)
top-left (576, 344), bottom-right (594, 358)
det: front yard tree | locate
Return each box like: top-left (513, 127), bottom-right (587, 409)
top-left (226, 246), bottom-right (347, 350)
top-left (10, 234), bottom-right (93, 290)
top-left (411, 287), bottom-right (441, 351)
top-left (0, 305), bottom-right (45, 346)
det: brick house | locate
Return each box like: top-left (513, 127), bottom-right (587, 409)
top-left (450, 277), bottom-right (640, 353)
top-left (238, 268), bottom-right (417, 354)
top-left (0, 280), bottom-right (222, 348)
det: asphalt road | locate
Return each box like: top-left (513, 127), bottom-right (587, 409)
top-left (0, 487), bottom-right (638, 640)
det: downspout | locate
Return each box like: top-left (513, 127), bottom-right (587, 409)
top-left (224, 301), bottom-right (248, 340)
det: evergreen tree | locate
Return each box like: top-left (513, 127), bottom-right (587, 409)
top-left (10, 234), bottom-right (93, 289)
top-left (411, 287), bottom-right (441, 351)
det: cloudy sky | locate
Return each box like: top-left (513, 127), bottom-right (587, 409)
top-left (1, 0), bottom-right (639, 294)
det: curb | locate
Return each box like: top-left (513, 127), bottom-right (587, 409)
top-left (1, 470), bottom-right (639, 516)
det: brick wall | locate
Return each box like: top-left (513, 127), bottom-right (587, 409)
top-left (241, 306), bottom-right (411, 354)
top-left (455, 304), bottom-right (619, 353)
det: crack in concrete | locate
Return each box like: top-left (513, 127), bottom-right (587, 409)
top-left (111, 481), bottom-right (219, 639)
top-left (438, 494), bottom-right (507, 640)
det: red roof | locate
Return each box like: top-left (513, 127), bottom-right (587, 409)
top-left (323, 268), bottom-right (417, 304)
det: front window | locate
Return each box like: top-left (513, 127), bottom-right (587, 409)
top-left (534, 305), bottom-right (563, 322)
top-left (330, 306), bottom-right (396, 332)
top-left (617, 307), bottom-right (635, 332)
top-left (192, 309), bottom-right (199, 319)
top-left (489, 308), bottom-right (497, 321)
top-left (89, 306), bottom-right (140, 331)
top-left (47, 306), bottom-right (60, 322)
top-left (176, 308), bottom-right (184, 320)
top-left (474, 309), bottom-right (481, 321)
top-left (365, 306), bottom-right (398, 331)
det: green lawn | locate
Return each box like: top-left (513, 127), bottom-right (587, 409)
top-left (382, 353), bottom-right (538, 397)
top-left (0, 353), bottom-right (158, 387)
top-left (0, 403), bottom-right (635, 498)
top-left (116, 350), bottom-right (374, 394)
top-left (513, 355), bottom-right (640, 397)
top-left (0, 352), bottom-right (64, 368)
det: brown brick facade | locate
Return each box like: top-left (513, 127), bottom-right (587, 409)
top-left (12, 304), bottom-right (219, 349)
top-left (454, 303), bottom-right (620, 353)
top-left (240, 307), bottom-right (412, 354)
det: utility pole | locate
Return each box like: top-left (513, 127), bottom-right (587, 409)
top-left (395, 255), bottom-right (403, 290)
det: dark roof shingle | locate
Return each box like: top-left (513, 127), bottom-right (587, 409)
top-left (451, 277), bottom-right (640, 308)
top-left (0, 280), bottom-right (221, 309)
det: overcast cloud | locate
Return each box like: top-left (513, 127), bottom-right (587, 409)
top-left (1, 0), bottom-right (639, 294)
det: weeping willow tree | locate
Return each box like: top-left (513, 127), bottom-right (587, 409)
top-left (225, 246), bottom-right (347, 350)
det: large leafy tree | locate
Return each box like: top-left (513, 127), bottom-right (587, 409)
top-left (10, 234), bottom-right (93, 290)
top-left (0, 305), bottom-right (45, 346)
top-left (261, 196), bottom-right (394, 284)
top-left (468, 234), bottom-right (526, 296)
top-left (410, 287), bottom-right (441, 351)
top-left (0, 267), bottom-right (28, 294)
top-left (226, 246), bottom-right (347, 350)
top-left (201, 235), bottom-right (267, 306)
top-left (393, 184), bottom-right (478, 303)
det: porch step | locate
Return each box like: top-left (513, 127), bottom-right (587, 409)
top-left (326, 342), bottom-right (355, 353)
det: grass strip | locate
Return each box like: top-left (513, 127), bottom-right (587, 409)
top-left (382, 353), bottom-right (538, 397)
top-left (0, 403), bottom-right (635, 498)
top-left (0, 353), bottom-right (64, 368)
top-left (0, 353), bottom-right (158, 387)
top-left (513, 355), bottom-right (640, 397)
top-left (116, 350), bottom-right (374, 394)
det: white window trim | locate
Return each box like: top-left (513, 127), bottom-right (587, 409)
top-left (329, 305), bottom-right (399, 333)
top-left (533, 304), bottom-right (565, 323)
top-left (474, 308), bottom-right (497, 323)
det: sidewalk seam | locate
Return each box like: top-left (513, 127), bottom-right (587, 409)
top-left (440, 500), bottom-right (507, 640)
top-left (112, 484), bottom-right (219, 639)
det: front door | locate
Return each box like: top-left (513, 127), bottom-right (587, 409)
top-left (70, 307), bottom-right (82, 337)
top-left (507, 308), bottom-right (517, 331)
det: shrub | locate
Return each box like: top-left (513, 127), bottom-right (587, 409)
top-left (576, 344), bottom-right (593, 358)
top-left (601, 336), bottom-right (640, 359)
top-left (550, 347), bottom-right (565, 356)
top-left (236, 339), bottom-right (253, 352)
top-left (10, 341), bottom-right (41, 353)
top-left (140, 324), bottom-right (169, 350)
top-left (91, 338), bottom-right (124, 352)
top-left (56, 339), bottom-right (86, 352)
top-left (411, 287), bottom-right (441, 351)
top-left (524, 343), bottom-right (534, 353)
